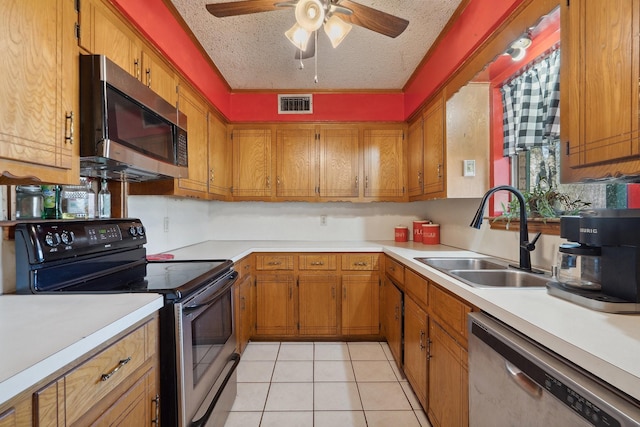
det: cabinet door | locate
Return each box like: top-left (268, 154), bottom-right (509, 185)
top-left (565, 0), bottom-right (638, 168)
top-left (319, 127), bottom-right (360, 198)
top-left (424, 95), bottom-right (445, 197)
top-left (407, 117), bottom-right (425, 197)
top-left (428, 321), bottom-right (466, 427)
top-left (256, 274), bottom-right (296, 336)
top-left (299, 274), bottom-right (338, 336)
top-left (363, 128), bottom-right (405, 200)
top-left (341, 273), bottom-right (380, 335)
top-left (382, 277), bottom-right (403, 365)
top-left (276, 128), bottom-right (317, 198)
top-left (404, 297), bottom-right (428, 411)
top-left (34, 379), bottom-right (64, 427)
top-left (141, 49), bottom-right (176, 106)
top-left (208, 112), bottom-right (232, 199)
top-left (235, 273), bottom-right (254, 354)
top-left (177, 83), bottom-right (209, 195)
top-left (232, 129), bottom-right (273, 199)
top-left (0, 0), bottom-right (78, 183)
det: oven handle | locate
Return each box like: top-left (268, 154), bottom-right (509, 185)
top-left (183, 271), bottom-right (238, 314)
top-left (191, 352), bottom-right (240, 427)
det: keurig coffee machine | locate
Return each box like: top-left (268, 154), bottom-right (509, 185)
top-left (547, 209), bottom-right (640, 313)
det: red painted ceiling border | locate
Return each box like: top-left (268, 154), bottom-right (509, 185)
top-left (111, 0), bottom-right (523, 123)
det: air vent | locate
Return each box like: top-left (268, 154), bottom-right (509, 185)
top-left (278, 94), bottom-right (313, 114)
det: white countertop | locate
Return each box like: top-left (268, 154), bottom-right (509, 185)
top-left (0, 294), bottom-right (163, 405)
top-left (163, 240), bottom-right (640, 402)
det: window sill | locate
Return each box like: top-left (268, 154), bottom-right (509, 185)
top-left (488, 217), bottom-right (560, 236)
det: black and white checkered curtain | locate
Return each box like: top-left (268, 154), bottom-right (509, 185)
top-left (501, 49), bottom-right (560, 157)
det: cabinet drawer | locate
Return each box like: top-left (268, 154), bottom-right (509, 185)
top-left (341, 254), bottom-right (379, 271)
top-left (256, 254), bottom-right (294, 270)
top-left (405, 269), bottom-right (428, 310)
top-left (429, 284), bottom-right (471, 343)
top-left (299, 254), bottom-right (337, 270)
top-left (385, 256), bottom-right (405, 285)
top-left (64, 323), bottom-right (150, 425)
top-left (235, 256), bottom-right (253, 279)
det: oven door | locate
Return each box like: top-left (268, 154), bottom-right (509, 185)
top-left (175, 270), bottom-right (238, 427)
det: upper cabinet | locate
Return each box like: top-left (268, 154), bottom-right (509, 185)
top-left (318, 126), bottom-right (360, 199)
top-left (276, 127), bottom-right (317, 199)
top-left (208, 112), bottom-right (232, 200)
top-left (231, 127), bottom-right (273, 200)
top-left (0, 0), bottom-right (79, 184)
top-left (363, 127), bottom-right (406, 200)
top-left (562, 0), bottom-right (640, 181)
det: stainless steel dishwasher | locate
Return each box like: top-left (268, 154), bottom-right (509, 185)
top-left (468, 312), bottom-right (640, 427)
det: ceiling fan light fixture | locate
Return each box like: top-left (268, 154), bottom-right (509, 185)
top-left (324, 15), bottom-right (352, 48)
top-left (295, 0), bottom-right (325, 32)
top-left (285, 22), bottom-right (312, 51)
top-left (507, 46), bottom-right (527, 61)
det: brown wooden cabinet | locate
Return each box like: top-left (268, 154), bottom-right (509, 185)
top-left (1, 315), bottom-right (159, 427)
top-left (0, 0), bottom-right (79, 185)
top-left (276, 127), bottom-right (318, 199)
top-left (404, 296), bottom-right (429, 411)
top-left (235, 256), bottom-right (255, 353)
top-left (176, 82), bottom-right (209, 196)
top-left (318, 126), bottom-right (360, 199)
top-left (428, 320), bottom-right (468, 427)
top-left (407, 117), bottom-right (425, 197)
top-left (381, 276), bottom-right (403, 365)
top-left (363, 127), bottom-right (406, 200)
top-left (208, 111), bottom-right (232, 199)
top-left (341, 273), bottom-right (380, 335)
top-left (231, 128), bottom-right (273, 199)
top-left (255, 254), bottom-right (296, 336)
top-left (299, 274), bottom-right (339, 335)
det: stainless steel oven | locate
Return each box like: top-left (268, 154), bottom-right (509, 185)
top-left (15, 219), bottom-right (239, 427)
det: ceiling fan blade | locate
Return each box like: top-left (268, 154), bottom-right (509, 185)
top-left (337, 0), bottom-right (408, 38)
top-left (295, 32), bottom-right (316, 59)
top-left (206, 1), bottom-right (283, 17)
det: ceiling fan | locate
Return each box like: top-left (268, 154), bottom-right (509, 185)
top-left (205, 0), bottom-right (409, 59)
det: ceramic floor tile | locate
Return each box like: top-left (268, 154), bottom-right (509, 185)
top-left (241, 343), bottom-right (281, 361)
top-left (314, 360), bottom-right (355, 382)
top-left (314, 342), bottom-right (350, 360)
top-left (414, 409), bottom-right (432, 427)
top-left (222, 411), bottom-right (262, 427)
top-left (400, 380), bottom-right (422, 410)
top-left (365, 410), bottom-right (422, 427)
top-left (314, 411), bottom-right (367, 427)
top-left (352, 360), bottom-right (398, 382)
top-left (358, 382), bottom-right (413, 411)
top-left (347, 342), bottom-right (387, 360)
top-left (314, 382), bottom-right (362, 411)
top-left (380, 342), bottom-right (394, 360)
top-left (389, 357), bottom-right (407, 382)
top-left (259, 411), bottom-right (313, 427)
top-left (230, 382), bottom-right (270, 412)
top-left (277, 343), bottom-right (314, 361)
top-left (236, 360), bottom-right (275, 383)
top-left (264, 382), bottom-right (314, 411)
top-left (271, 361), bottom-right (313, 382)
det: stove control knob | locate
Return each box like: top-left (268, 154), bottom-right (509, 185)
top-left (45, 232), bottom-right (61, 247)
top-left (60, 231), bottom-right (75, 245)
top-left (136, 226), bottom-right (145, 236)
top-left (129, 226), bottom-right (138, 237)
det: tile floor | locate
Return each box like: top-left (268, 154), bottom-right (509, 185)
top-left (224, 341), bottom-right (431, 427)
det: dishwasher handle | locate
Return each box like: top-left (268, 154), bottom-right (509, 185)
top-left (505, 360), bottom-right (543, 399)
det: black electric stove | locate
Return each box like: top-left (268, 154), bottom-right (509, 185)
top-left (14, 218), bottom-right (233, 300)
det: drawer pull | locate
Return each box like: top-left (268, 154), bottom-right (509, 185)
top-left (267, 261), bottom-right (282, 266)
top-left (354, 261), bottom-right (368, 267)
top-left (310, 261), bottom-right (324, 266)
top-left (101, 357), bottom-right (132, 382)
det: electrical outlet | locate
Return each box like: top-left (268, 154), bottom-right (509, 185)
top-left (163, 217), bottom-right (169, 232)
top-left (320, 215), bottom-right (327, 226)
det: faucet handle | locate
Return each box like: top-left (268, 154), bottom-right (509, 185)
top-left (524, 232), bottom-right (542, 251)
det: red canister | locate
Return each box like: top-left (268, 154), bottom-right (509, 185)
top-left (422, 223), bottom-right (440, 245)
top-left (394, 226), bottom-right (409, 242)
top-left (413, 220), bottom-right (431, 242)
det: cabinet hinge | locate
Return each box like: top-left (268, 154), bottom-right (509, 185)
top-left (231, 132), bottom-right (234, 141)
top-left (75, 0), bottom-right (80, 13)
top-left (297, 322), bottom-right (300, 330)
top-left (297, 278), bottom-right (299, 286)
top-left (565, 141), bottom-right (570, 156)
top-left (402, 131), bottom-right (405, 140)
top-left (230, 186), bottom-right (234, 194)
top-left (566, 0), bottom-right (570, 6)
top-left (75, 23), bottom-right (80, 40)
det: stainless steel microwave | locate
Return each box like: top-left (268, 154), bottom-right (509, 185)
top-left (79, 54), bottom-right (188, 181)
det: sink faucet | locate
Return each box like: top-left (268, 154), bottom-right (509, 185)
top-left (470, 185), bottom-right (543, 273)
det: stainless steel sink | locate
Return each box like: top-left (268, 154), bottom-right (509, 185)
top-left (416, 257), bottom-right (508, 271)
top-left (448, 269), bottom-right (549, 288)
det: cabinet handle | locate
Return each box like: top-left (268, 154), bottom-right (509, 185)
top-left (64, 112), bottom-right (74, 144)
top-left (266, 176), bottom-right (271, 189)
top-left (310, 261), bottom-right (324, 266)
top-left (437, 164), bottom-right (442, 179)
top-left (152, 394), bottom-right (160, 425)
top-left (419, 330), bottom-right (425, 351)
top-left (426, 338), bottom-right (432, 360)
top-left (210, 168), bottom-right (215, 183)
top-left (267, 261), bottom-right (282, 266)
top-left (418, 171), bottom-right (423, 184)
top-left (101, 357), bottom-right (131, 381)
top-left (146, 68), bottom-right (151, 88)
top-left (343, 287), bottom-right (347, 300)
top-left (241, 296), bottom-right (246, 310)
top-left (276, 176), bottom-right (281, 186)
top-left (365, 176), bottom-right (369, 188)
top-left (134, 58), bottom-right (141, 79)
top-left (355, 176), bottom-right (359, 189)
top-left (354, 261), bottom-right (368, 267)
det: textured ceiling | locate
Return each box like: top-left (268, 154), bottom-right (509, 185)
top-left (170, 0), bottom-right (464, 91)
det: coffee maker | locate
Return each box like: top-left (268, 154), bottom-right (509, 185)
top-left (547, 209), bottom-right (640, 313)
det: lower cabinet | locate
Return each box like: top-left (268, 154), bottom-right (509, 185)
top-left (381, 276), bottom-right (403, 364)
top-left (299, 274), bottom-right (338, 336)
top-left (0, 315), bottom-right (159, 427)
top-left (341, 273), bottom-right (380, 335)
top-left (234, 256), bottom-right (255, 354)
top-left (255, 273), bottom-right (297, 336)
top-left (428, 320), bottom-right (469, 427)
top-left (403, 296), bottom-right (429, 410)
